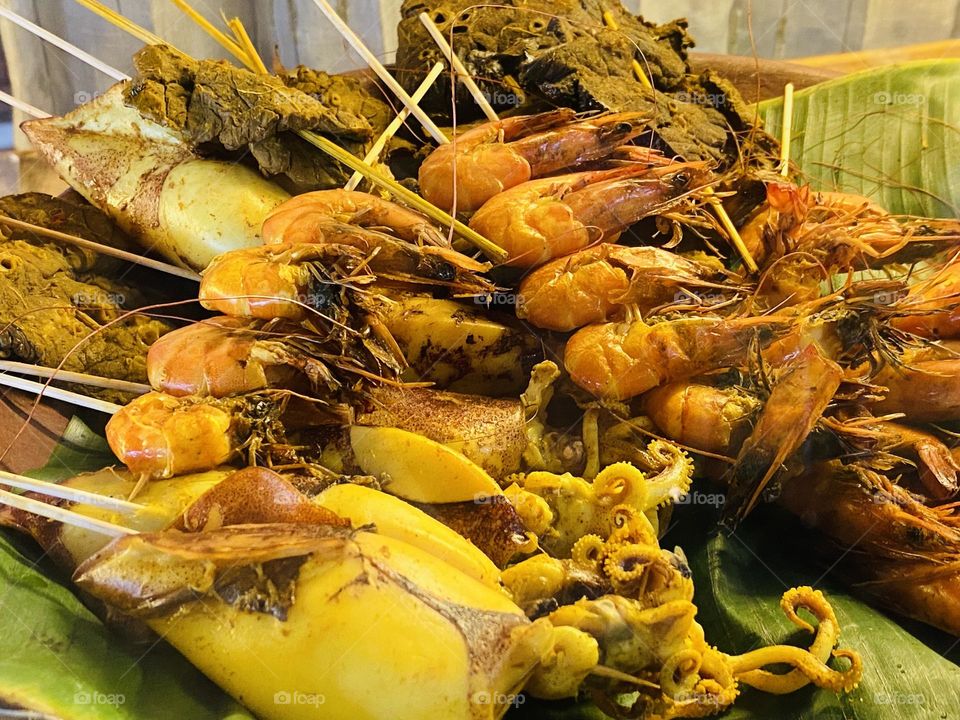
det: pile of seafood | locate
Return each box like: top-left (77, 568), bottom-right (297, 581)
top-left (1, 1), bottom-right (960, 719)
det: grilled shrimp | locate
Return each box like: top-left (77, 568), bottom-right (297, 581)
top-left (517, 244), bottom-right (728, 331)
top-left (145, 316), bottom-right (382, 401)
top-left (565, 315), bottom-right (788, 401)
top-left (147, 317), bottom-right (298, 397)
top-left (262, 189), bottom-right (447, 247)
top-left (643, 382), bottom-right (760, 455)
top-left (105, 392), bottom-right (243, 479)
top-left (777, 461), bottom-right (960, 636)
top-left (881, 422), bottom-right (960, 499)
top-left (199, 240), bottom-right (492, 321)
top-left (470, 163), bottom-right (707, 267)
top-left (892, 256), bottom-right (960, 339)
top-left (869, 356), bottom-right (960, 422)
top-left (418, 109), bottom-right (650, 212)
top-left (105, 391), bottom-right (300, 480)
top-left (741, 181), bottom-right (958, 272)
top-left (723, 344), bottom-right (844, 526)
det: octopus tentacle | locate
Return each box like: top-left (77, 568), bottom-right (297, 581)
top-left (571, 533), bottom-right (605, 568)
top-left (737, 586), bottom-right (838, 691)
top-left (594, 462), bottom-right (651, 508)
top-left (735, 586), bottom-right (856, 694)
top-left (728, 644), bottom-right (862, 693)
top-left (658, 647), bottom-right (739, 718)
top-left (640, 440), bottom-right (695, 508)
top-left (603, 542), bottom-right (664, 594)
top-left (608, 504), bottom-right (659, 546)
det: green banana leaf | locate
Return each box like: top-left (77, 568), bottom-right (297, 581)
top-left (0, 530), bottom-right (254, 720)
top-left (0, 419), bottom-right (253, 720)
top-left (28, 416), bottom-right (116, 483)
top-left (516, 500), bottom-right (960, 719)
top-left (757, 59), bottom-right (960, 218)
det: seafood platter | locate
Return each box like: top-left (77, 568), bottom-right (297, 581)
top-left (0, 1), bottom-right (959, 719)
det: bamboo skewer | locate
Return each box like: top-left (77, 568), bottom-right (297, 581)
top-left (601, 10), bottom-right (653, 90)
top-left (345, 62), bottom-right (444, 192)
top-left (298, 132), bottom-right (504, 260)
top-left (169, 0), bottom-right (248, 66)
top-left (706, 189), bottom-right (758, 273)
top-left (0, 470), bottom-right (146, 514)
top-left (105, 0), bottom-right (506, 262)
top-left (0, 214), bottom-right (201, 280)
top-left (0, 488), bottom-right (135, 536)
top-left (601, 8), bottom-right (755, 272)
top-left (310, 0), bottom-right (449, 145)
top-left (72, 0), bottom-right (168, 48)
top-left (0, 361), bottom-right (150, 395)
top-left (0, 374), bottom-right (121, 414)
top-left (779, 83), bottom-right (795, 177)
top-left (227, 17), bottom-right (268, 74)
top-left (418, 13), bottom-right (498, 122)
top-left (0, 6), bottom-right (128, 81)
top-left (0, 90), bottom-right (49, 119)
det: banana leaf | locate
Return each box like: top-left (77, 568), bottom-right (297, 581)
top-left (757, 60), bottom-right (960, 217)
top-left (515, 500), bottom-right (960, 719)
top-left (0, 419), bottom-right (253, 720)
top-left (0, 531), bottom-right (254, 720)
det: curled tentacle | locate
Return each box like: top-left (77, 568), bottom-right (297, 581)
top-left (728, 587), bottom-right (861, 693)
top-left (607, 505), bottom-right (659, 547)
top-left (603, 542), bottom-right (663, 591)
top-left (737, 586), bottom-right (840, 693)
top-left (571, 533), bottom-right (606, 569)
top-left (526, 625), bottom-right (601, 700)
top-left (640, 441), bottom-right (696, 508)
top-left (502, 482), bottom-right (554, 539)
top-left (659, 646), bottom-right (739, 717)
top-left (594, 462), bottom-right (651, 508)
top-left (503, 470), bottom-right (660, 556)
top-left (729, 645), bottom-right (862, 694)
